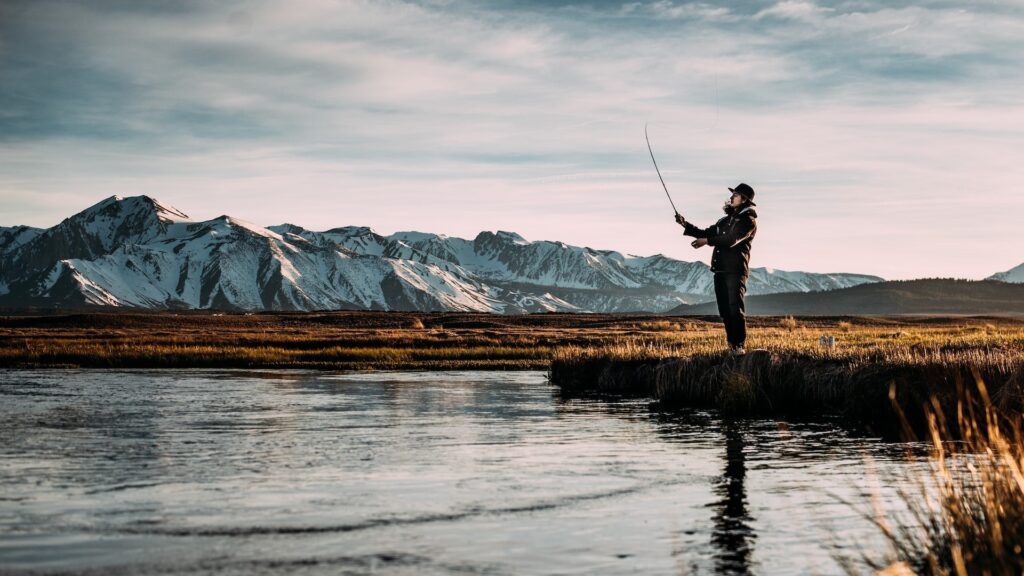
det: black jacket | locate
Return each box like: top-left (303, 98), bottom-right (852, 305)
top-left (683, 206), bottom-right (757, 274)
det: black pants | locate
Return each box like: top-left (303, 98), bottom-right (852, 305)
top-left (714, 272), bottom-right (747, 348)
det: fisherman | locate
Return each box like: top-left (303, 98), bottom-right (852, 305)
top-left (675, 184), bottom-right (758, 356)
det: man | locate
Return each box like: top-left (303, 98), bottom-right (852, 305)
top-left (675, 183), bottom-right (758, 356)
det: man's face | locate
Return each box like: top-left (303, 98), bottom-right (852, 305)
top-left (728, 192), bottom-right (744, 208)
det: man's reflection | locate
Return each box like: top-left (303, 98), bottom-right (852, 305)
top-left (711, 421), bottom-right (755, 575)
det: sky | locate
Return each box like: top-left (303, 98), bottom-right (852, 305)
top-left (1, 0), bottom-right (1022, 280)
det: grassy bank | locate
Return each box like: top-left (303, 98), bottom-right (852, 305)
top-left (549, 318), bottom-right (1024, 431)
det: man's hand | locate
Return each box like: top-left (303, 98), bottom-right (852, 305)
top-left (691, 238), bottom-right (708, 248)
top-left (674, 213), bottom-right (686, 226)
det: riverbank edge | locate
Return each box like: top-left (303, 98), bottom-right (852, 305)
top-left (549, 350), bottom-right (1024, 434)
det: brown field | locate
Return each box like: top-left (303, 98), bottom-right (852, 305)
top-left (1, 311), bottom-right (1021, 373)
top-left (0, 310), bottom-right (709, 370)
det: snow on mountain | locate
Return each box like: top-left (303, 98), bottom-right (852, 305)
top-left (1, 195), bottom-right (884, 312)
top-left (1, 195), bottom-right (188, 281)
top-left (36, 215), bottom-right (527, 312)
top-left (466, 231), bottom-right (644, 289)
top-left (0, 225), bottom-right (44, 296)
top-left (622, 254), bottom-right (713, 295)
top-left (0, 225), bottom-right (44, 256)
top-left (988, 263), bottom-right (1024, 283)
top-left (325, 230), bottom-right (881, 308)
top-left (746, 268), bottom-right (884, 295)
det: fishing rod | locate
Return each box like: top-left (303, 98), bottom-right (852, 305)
top-left (644, 123), bottom-right (680, 217)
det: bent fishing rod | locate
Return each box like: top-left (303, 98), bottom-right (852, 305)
top-left (646, 124), bottom-right (702, 248)
top-left (644, 123), bottom-right (680, 217)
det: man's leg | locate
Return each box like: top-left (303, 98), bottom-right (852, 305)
top-left (725, 273), bottom-right (748, 348)
top-left (716, 273), bottom-right (741, 348)
top-left (713, 273), bottom-right (733, 346)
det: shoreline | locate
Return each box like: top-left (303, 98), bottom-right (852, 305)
top-left (550, 349), bottom-right (1024, 434)
top-left (3, 311), bottom-right (1023, 433)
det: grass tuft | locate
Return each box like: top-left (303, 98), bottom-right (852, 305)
top-left (718, 369), bottom-right (757, 415)
top-left (781, 315), bottom-right (799, 331)
top-left (866, 373), bottom-right (1024, 575)
top-left (635, 320), bottom-right (681, 332)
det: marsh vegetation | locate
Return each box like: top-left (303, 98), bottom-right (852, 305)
top-left (862, 375), bottom-right (1024, 575)
top-left (549, 316), bottom-right (1023, 427)
top-left (2, 312), bottom-right (1020, 372)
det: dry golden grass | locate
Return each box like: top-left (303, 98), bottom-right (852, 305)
top-left (549, 318), bottom-right (1024, 428)
top-left (552, 322), bottom-right (1024, 367)
top-left (1, 312), bottom-right (1021, 375)
top-left (864, 373), bottom-right (1024, 575)
top-left (0, 311), bottom-right (706, 370)
top-left (781, 315), bottom-right (799, 331)
top-left (634, 320), bottom-right (682, 332)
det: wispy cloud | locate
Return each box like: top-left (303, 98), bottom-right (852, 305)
top-left (1, 0), bottom-right (1022, 279)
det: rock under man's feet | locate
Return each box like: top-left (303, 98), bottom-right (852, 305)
top-left (730, 345), bottom-right (746, 356)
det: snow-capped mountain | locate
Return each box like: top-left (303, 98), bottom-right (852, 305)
top-left (0, 195), bottom-right (884, 312)
top-left (0, 225), bottom-right (43, 256)
top-left (988, 263), bottom-right (1024, 283)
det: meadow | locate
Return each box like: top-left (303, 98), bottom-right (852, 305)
top-left (2, 311), bottom-right (1020, 371)
top-left (0, 311), bottom-right (698, 370)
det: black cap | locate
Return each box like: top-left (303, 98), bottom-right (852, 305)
top-left (728, 183), bottom-right (756, 206)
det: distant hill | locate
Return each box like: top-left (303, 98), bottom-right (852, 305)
top-left (988, 263), bottom-right (1024, 283)
top-left (667, 279), bottom-right (1024, 316)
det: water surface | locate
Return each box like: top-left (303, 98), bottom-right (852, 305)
top-left (1, 369), bottom-right (920, 575)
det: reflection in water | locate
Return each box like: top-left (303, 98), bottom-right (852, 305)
top-left (711, 421), bottom-right (755, 575)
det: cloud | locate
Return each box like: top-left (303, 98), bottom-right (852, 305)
top-left (0, 0), bottom-right (1022, 279)
top-left (623, 1), bottom-right (735, 21)
top-left (755, 0), bottom-right (832, 22)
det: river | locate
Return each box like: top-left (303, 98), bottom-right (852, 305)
top-left (0, 369), bottom-right (925, 575)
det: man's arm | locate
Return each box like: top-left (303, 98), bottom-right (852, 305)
top-left (682, 221), bottom-right (713, 238)
top-left (675, 214), bottom-right (715, 239)
top-left (707, 215), bottom-right (756, 248)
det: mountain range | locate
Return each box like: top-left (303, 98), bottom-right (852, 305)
top-left (0, 195), bottom-right (1017, 313)
top-left (1, 195), bottom-right (882, 313)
